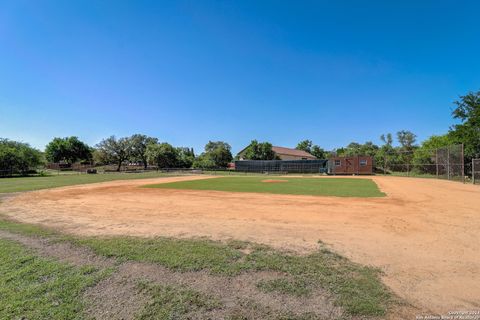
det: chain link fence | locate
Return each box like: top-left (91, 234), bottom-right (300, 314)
top-left (472, 159), bottom-right (480, 185)
top-left (375, 144), bottom-right (465, 182)
top-left (0, 168), bottom-right (38, 177)
top-left (234, 160), bottom-right (328, 174)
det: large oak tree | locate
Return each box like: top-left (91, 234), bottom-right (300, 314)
top-left (95, 136), bottom-right (132, 171)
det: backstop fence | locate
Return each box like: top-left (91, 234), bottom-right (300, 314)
top-left (375, 144), bottom-right (465, 182)
top-left (473, 159), bottom-right (480, 185)
top-left (46, 162), bottom-right (96, 172)
top-left (234, 159), bottom-right (328, 174)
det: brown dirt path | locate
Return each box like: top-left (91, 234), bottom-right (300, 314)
top-left (1, 175), bottom-right (480, 315)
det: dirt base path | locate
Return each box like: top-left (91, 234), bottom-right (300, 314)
top-left (1, 175), bottom-right (480, 315)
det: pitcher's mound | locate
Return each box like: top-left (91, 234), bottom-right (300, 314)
top-left (262, 179), bottom-right (288, 183)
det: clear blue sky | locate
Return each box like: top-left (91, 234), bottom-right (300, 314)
top-left (1, 1), bottom-right (479, 154)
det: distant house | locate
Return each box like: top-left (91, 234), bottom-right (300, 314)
top-left (237, 145), bottom-right (317, 161)
top-left (271, 146), bottom-right (317, 160)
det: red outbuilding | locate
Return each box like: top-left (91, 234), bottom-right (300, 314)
top-left (328, 156), bottom-right (374, 175)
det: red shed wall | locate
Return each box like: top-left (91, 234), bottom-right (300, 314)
top-left (329, 156), bottom-right (373, 175)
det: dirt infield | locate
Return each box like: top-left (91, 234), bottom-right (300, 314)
top-left (1, 175), bottom-right (479, 315)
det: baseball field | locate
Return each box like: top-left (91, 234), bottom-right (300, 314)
top-left (1, 174), bottom-right (479, 319)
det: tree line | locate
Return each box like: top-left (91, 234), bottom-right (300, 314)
top-left (1, 89), bottom-right (479, 176)
top-left (85, 135), bottom-right (233, 171)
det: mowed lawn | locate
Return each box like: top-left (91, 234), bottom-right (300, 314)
top-left (0, 172), bottom-right (173, 193)
top-left (147, 176), bottom-right (385, 197)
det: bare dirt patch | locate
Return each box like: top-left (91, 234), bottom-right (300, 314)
top-left (261, 179), bottom-right (289, 183)
top-left (109, 262), bottom-right (341, 319)
top-left (1, 175), bottom-right (480, 315)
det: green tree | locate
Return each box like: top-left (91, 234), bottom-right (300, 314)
top-left (0, 142), bottom-right (18, 175)
top-left (129, 134), bottom-right (158, 169)
top-left (396, 130), bottom-right (417, 151)
top-left (45, 136), bottom-right (92, 164)
top-left (396, 130), bottom-right (418, 172)
top-left (449, 90), bottom-right (480, 159)
top-left (176, 147), bottom-right (195, 168)
top-left (412, 134), bottom-right (453, 173)
top-left (0, 139), bottom-right (42, 176)
top-left (200, 141), bottom-right (233, 167)
top-left (310, 145), bottom-right (326, 159)
top-left (296, 140), bottom-right (326, 159)
top-left (95, 136), bottom-right (132, 171)
top-left (296, 140), bottom-right (313, 153)
top-left (375, 133), bottom-right (396, 172)
top-left (343, 142), bottom-right (362, 156)
top-left (241, 140), bottom-right (279, 160)
top-left (145, 143), bottom-right (178, 168)
top-left (380, 133), bottom-right (393, 147)
top-left (359, 142), bottom-right (379, 157)
top-left (335, 142), bottom-right (378, 157)
top-left (192, 154), bottom-right (216, 169)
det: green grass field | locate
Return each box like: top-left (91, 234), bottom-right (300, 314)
top-left (0, 171), bottom-right (173, 193)
top-left (0, 238), bottom-right (105, 320)
top-left (146, 176), bottom-right (385, 197)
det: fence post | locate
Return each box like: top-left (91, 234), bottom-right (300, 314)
top-left (447, 147), bottom-right (451, 180)
top-left (436, 149), bottom-right (439, 178)
top-left (461, 144), bottom-right (465, 183)
top-left (383, 156), bottom-right (386, 175)
top-left (473, 159), bottom-right (476, 185)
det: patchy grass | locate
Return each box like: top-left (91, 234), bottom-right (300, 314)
top-left (257, 277), bottom-right (312, 297)
top-left (0, 239), bottom-right (103, 320)
top-left (145, 176), bottom-right (385, 197)
top-left (0, 171), bottom-right (174, 193)
top-left (0, 217), bottom-right (392, 317)
top-left (135, 282), bottom-right (319, 320)
top-left (224, 299), bottom-right (321, 320)
top-left (136, 282), bottom-right (221, 320)
top-left (74, 236), bottom-right (245, 274)
top-left (77, 237), bottom-right (390, 316)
